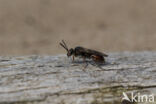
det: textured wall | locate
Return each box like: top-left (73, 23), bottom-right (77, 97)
top-left (0, 0), bottom-right (156, 55)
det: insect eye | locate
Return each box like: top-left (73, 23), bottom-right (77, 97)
top-left (67, 50), bottom-right (71, 57)
top-left (69, 50), bottom-right (72, 54)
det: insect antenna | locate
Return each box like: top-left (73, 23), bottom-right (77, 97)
top-left (59, 40), bottom-right (69, 52)
top-left (62, 40), bottom-right (68, 50)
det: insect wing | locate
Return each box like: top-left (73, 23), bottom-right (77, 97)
top-left (75, 47), bottom-right (108, 57)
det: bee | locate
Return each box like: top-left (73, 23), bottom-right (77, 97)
top-left (60, 40), bottom-right (108, 63)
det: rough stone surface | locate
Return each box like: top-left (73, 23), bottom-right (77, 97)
top-left (0, 52), bottom-right (156, 104)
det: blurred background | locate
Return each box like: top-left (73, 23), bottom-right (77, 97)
top-left (0, 0), bottom-right (156, 55)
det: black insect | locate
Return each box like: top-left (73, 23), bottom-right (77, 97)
top-left (60, 40), bottom-right (108, 63)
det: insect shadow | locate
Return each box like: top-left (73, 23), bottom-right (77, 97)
top-left (71, 58), bottom-right (110, 70)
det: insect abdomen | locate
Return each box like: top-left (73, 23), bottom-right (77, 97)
top-left (91, 55), bottom-right (105, 63)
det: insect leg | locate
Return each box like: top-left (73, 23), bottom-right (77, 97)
top-left (90, 55), bottom-right (106, 69)
top-left (83, 57), bottom-right (86, 62)
top-left (82, 57), bottom-right (89, 70)
top-left (83, 63), bottom-right (88, 70)
top-left (72, 55), bottom-right (75, 62)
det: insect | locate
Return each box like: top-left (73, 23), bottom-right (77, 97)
top-left (60, 40), bottom-right (108, 63)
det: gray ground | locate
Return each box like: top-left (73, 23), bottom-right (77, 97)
top-left (0, 52), bottom-right (156, 104)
